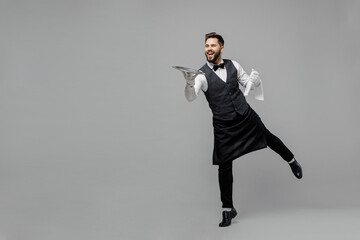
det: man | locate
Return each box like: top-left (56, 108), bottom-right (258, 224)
top-left (182, 32), bottom-right (302, 227)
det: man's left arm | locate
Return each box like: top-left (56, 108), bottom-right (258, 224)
top-left (232, 60), bottom-right (264, 101)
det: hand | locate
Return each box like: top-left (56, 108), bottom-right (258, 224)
top-left (249, 69), bottom-right (260, 86)
top-left (182, 72), bottom-right (196, 87)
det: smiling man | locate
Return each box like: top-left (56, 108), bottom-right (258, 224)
top-left (183, 32), bottom-right (303, 227)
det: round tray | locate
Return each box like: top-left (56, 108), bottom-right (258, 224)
top-left (172, 66), bottom-right (204, 75)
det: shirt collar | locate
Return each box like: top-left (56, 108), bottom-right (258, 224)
top-left (207, 59), bottom-right (224, 69)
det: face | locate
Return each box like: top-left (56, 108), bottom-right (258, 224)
top-left (205, 38), bottom-right (224, 64)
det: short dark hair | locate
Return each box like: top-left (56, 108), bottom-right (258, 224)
top-left (205, 32), bottom-right (224, 46)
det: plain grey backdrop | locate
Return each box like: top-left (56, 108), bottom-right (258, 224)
top-left (1, 0), bottom-right (359, 239)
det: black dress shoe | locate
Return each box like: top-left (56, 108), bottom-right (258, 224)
top-left (289, 159), bottom-right (302, 179)
top-left (219, 208), bottom-right (237, 227)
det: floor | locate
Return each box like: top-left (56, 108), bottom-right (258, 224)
top-left (0, 204), bottom-right (359, 240)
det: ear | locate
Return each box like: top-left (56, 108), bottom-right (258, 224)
top-left (220, 45), bottom-right (224, 53)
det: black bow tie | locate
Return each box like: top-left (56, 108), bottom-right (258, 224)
top-left (213, 63), bottom-right (225, 71)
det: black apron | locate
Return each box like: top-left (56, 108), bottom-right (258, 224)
top-left (212, 107), bottom-right (267, 165)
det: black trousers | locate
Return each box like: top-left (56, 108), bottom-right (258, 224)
top-left (218, 128), bottom-right (294, 208)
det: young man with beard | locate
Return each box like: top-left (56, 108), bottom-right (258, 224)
top-left (183, 32), bottom-right (302, 227)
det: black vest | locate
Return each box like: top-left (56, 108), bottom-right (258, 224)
top-left (200, 59), bottom-right (249, 121)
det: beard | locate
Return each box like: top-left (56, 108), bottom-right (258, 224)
top-left (205, 49), bottom-right (221, 64)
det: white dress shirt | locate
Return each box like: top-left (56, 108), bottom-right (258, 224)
top-left (185, 60), bottom-right (264, 101)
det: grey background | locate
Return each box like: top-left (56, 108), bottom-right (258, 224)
top-left (0, 0), bottom-right (359, 239)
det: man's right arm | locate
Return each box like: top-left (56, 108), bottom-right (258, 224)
top-left (184, 74), bottom-right (207, 102)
